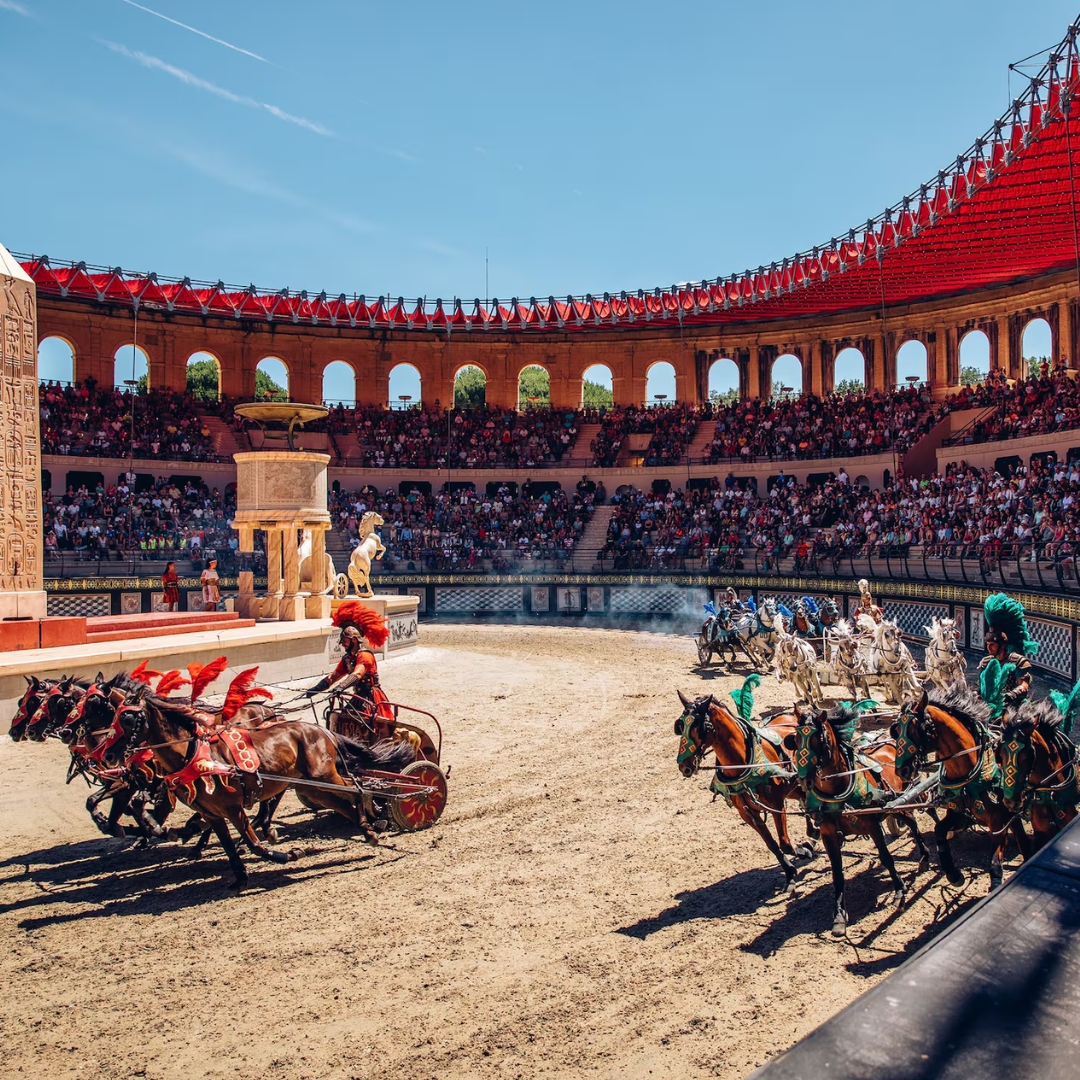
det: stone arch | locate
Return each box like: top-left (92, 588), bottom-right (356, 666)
top-left (959, 329), bottom-right (990, 384)
top-left (1021, 316), bottom-right (1053, 377)
top-left (771, 353), bottom-right (802, 397)
top-left (389, 362), bottom-right (422, 408)
top-left (38, 335), bottom-right (75, 384)
top-left (186, 351), bottom-right (221, 400)
top-left (645, 361), bottom-right (677, 405)
top-left (895, 339), bottom-right (928, 387)
top-left (256, 356), bottom-right (290, 401)
top-left (322, 360), bottom-right (356, 407)
top-left (707, 357), bottom-right (739, 403)
top-left (454, 364), bottom-right (487, 409)
top-left (581, 363), bottom-right (613, 408)
top-left (833, 347), bottom-right (865, 392)
top-left (518, 364), bottom-right (550, 409)
top-left (113, 344), bottom-right (149, 390)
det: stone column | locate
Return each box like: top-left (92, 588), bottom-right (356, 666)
top-left (280, 526), bottom-right (304, 621)
top-left (265, 528), bottom-right (282, 618)
top-left (305, 527), bottom-right (332, 619)
top-left (0, 242), bottom-right (46, 620)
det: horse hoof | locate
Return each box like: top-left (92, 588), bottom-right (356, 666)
top-left (269, 850), bottom-right (289, 865)
top-left (831, 920), bottom-right (847, 938)
top-left (947, 870), bottom-right (965, 887)
top-left (287, 848), bottom-right (302, 862)
top-left (795, 843), bottom-right (816, 860)
top-left (372, 819), bottom-right (390, 834)
top-left (785, 875), bottom-right (799, 895)
top-left (918, 857), bottom-right (930, 874)
top-left (228, 876), bottom-right (248, 892)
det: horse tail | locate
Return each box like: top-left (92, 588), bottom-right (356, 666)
top-left (333, 731), bottom-right (416, 774)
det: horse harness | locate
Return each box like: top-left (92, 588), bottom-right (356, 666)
top-left (791, 718), bottom-right (887, 815)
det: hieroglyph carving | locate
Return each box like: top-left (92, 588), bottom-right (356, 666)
top-left (0, 276), bottom-right (41, 592)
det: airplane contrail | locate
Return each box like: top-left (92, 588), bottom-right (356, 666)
top-left (116, 0), bottom-right (271, 65)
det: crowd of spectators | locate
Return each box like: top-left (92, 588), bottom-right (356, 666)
top-left (39, 379), bottom-right (220, 461)
top-left (329, 480), bottom-right (597, 570)
top-left (43, 475), bottom-right (237, 564)
top-left (589, 404), bottom-right (699, 467)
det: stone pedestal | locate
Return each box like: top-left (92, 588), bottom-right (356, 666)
top-left (0, 242), bottom-right (46, 621)
top-left (333, 594), bottom-right (420, 658)
top-left (231, 449), bottom-right (332, 623)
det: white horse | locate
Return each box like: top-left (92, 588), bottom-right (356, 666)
top-left (298, 529), bottom-right (348, 598)
top-left (347, 511), bottom-right (386, 598)
top-left (857, 613), bottom-right (920, 704)
top-left (772, 614), bottom-right (824, 705)
top-left (922, 615), bottom-right (966, 692)
top-left (825, 619), bottom-right (871, 702)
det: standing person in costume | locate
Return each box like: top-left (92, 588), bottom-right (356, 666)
top-left (306, 601), bottom-right (395, 741)
top-left (979, 592), bottom-right (1036, 711)
top-left (854, 578), bottom-right (884, 624)
top-left (161, 561), bottom-right (180, 612)
top-left (200, 558), bottom-right (220, 612)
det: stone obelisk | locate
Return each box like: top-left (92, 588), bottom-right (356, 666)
top-left (0, 241), bottom-right (45, 619)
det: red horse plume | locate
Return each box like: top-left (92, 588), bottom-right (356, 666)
top-left (155, 670), bottom-right (191, 697)
top-left (221, 667), bottom-right (273, 721)
top-left (332, 600), bottom-right (389, 649)
top-left (187, 656), bottom-right (229, 701)
top-left (130, 659), bottom-right (163, 685)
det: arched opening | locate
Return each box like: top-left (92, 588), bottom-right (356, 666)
top-left (1022, 317), bottom-right (1053, 378)
top-left (959, 329), bottom-right (990, 385)
top-left (388, 363), bottom-right (421, 409)
top-left (833, 347), bottom-right (865, 394)
top-left (518, 364), bottom-right (550, 409)
top-left (708, 358), bottom-right (739, 404)
top-left (37, 336), bottom-right (75, 384)
top-left (645, 361), bottom-right (676, 406)
top-left (582, 364), bottom-right (613, 408)
top-left (186, 351), bottom-right (220, 400)
top-left (322, 361), bottom-right (356, 407)
top-left (896, 339), bottom-right (928, 387)
top-left (255, 357), bottom-right (289, 401)
top-left (113, 344), bottom-right (149, 392)
top-left (454, 365), bottom-right (486, 409)
top-left (771, 354), bottom-right (802, 398)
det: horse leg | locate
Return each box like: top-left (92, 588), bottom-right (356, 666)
top-left (935, 810), bottom-right (965, 886)
top-left (769, 792), bottom-right (814, 860)
top-left (868, 818), bottom-right (907, 909)
top-left (103, 787), bottom-right (133, 838)
top-left (819, 817), bottom-right (849, 936)
top-left (902, 812), bottom-right (931, 872)
top-left (732, 795), bottom-right (798, 893)
top-left (206, 816), bottom-right (248, 890)
top-left (223, 804), bottom-right (291, 865)
top-left (254, 793), bottom-right (285, 842)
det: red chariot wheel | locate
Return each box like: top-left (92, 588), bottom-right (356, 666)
top-left (390, 761), bottom-right (448, 832)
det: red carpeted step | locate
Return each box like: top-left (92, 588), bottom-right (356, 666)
top-left (86, 617), bottom-right (256, 643)
top-left (86, 611), bottom-right (244, 635)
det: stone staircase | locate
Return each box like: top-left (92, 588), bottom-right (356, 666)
top-left (198, 411), bottom-right (245, 459)
top-left (570, 422), bottom-right (601, 464)
top-left (685, 420), bottom-right (718, 466)
top-left (575, 503), bottom-right (617, 569)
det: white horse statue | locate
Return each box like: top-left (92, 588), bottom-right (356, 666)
top-left (772, 614), bottom-right (824, 705)
top-left (825, 619), bottom-right (872, 701)
top-left (298, 529), bottom-right (348, 599)
top-left (922, 615), bottom-right (966, 692)
top-left (857, 613), bottom-right (920, 704)
top-left (347, 511), bottom-right (386, 598)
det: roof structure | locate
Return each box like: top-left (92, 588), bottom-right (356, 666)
top-left (14, 17), bottom-right (1080, 334)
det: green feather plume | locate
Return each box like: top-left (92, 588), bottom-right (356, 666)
top-left (729, 673), bottom-right (761, 722)
top-left (1049, 679), bottom-right (1080, 738)
top-left (980, 657), bottom-right (1017, 716)
top-left (849, 699), bottom-right (877, 713)
top-left (983, 592), bottom-right (1039, 655)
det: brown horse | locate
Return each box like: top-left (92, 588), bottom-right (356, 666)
top-left (998, 699), bottom-right (1078, 852)
top-left (103, 686), bottom-right (414, 889)
top-left (674, 691), bottom-right (813, 894)
top-left (9, 676), bottom-right (59, 742)
top-left (785, 702), bottom-right (929, 936)
top-left (894, 687), bottom-right (1030, 888)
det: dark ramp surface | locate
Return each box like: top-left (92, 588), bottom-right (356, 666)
top-left (750, 817), bottom-right (1080, 1080)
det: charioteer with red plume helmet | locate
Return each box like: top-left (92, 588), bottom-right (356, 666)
top-left (307, 601), bottom-right (395, 741)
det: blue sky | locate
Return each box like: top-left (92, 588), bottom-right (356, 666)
top-left (5, 1), bottom-right (1069, 393)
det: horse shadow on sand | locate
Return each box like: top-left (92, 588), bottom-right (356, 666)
top-left (0, 809), bottom-right (412, 931)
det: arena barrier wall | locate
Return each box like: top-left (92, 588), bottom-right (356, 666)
top-left (747, 813), bottom-right (1080, 1080)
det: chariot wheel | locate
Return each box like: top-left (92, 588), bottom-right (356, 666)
top-left (333, 573), bottom-right (349, 600)
top-left (390, 760), bottom-right (448, 832)
top-left (697, 638), bottom-right (712, 666)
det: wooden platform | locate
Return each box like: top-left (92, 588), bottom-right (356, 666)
top-left (85, 611), bottom-right (256, 644)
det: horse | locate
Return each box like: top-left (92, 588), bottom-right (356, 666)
top-left (922, 615), bottom-right (966, 693)
top-left (102, 687), bottom-right (415, 889)
top-left (817, 596), bottom-right (842, 630)
top-left (825, 620), bottom-right (872, 702)
top-left (771, 615), bottom-right (824, 706)
top-left (9, 676), bottom-right (59, 742)
top-left (674, 690), bottom-right (813, 893)
top-left (997, 699), bottom-right (1079, 852)
top-left (347, 511), bottom-right (386, 598)
top-left (21, 676), bottom-right (89, 743)
top-left (858, 614), bottom-right (920, 704)
top-left (894, 687), bottom-right (1031, 888)
top-left (784, 702), bottom-right (930, 936)
top-left (791, 597), bottom-right (823, 643)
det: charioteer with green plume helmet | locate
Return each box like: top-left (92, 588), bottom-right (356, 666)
top-left (979, 592), bottom-right (1036, 715)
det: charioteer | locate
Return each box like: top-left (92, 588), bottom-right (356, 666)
top-left (979, 592), bottom-right (1036, 711)
top-left (854, 578), bottom-right (884, 624)
top-left (306, 601), bottom-right (395, 741)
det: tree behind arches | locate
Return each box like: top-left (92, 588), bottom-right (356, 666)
top-left (518, 366), bottom-right (550, 409)
top-left (583, 378), bottom-right (613, 408)
top-left (186, 359), bottom-right (220, 401)
top-left (454, 367), bottom-right (486, 408)
top-left (256, 369), bottom-right (287, 401)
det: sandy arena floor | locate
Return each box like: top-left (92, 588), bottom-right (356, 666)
top-left (0, 624), bottom-right (1015, 1080)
